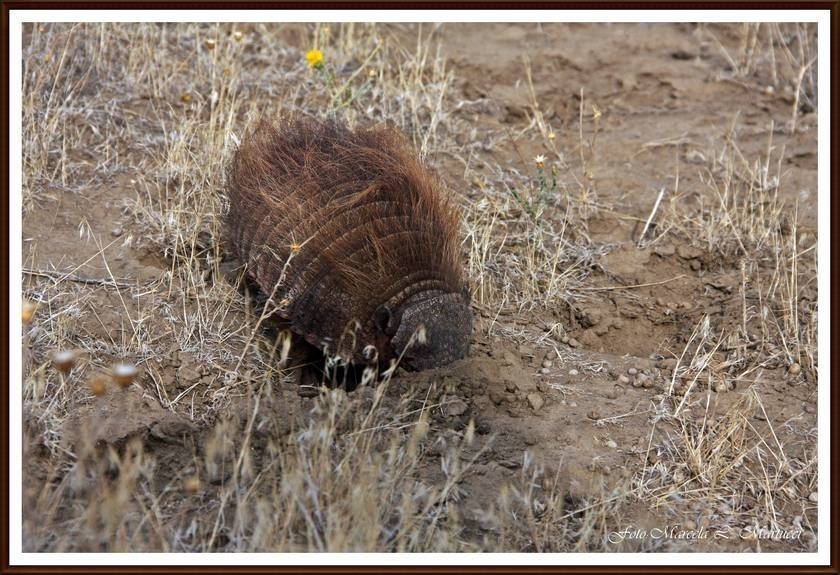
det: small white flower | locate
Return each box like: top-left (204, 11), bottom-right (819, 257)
top-left (534, 154), bottom-right (546, 169)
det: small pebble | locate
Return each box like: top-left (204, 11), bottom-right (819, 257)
top-left (568, 401), bottom-right (577, 408)
top-left (111, 227), bottom-right (124, 237)
top-left (804, 404), bottom-right (816, 414)
top-left (540, 367), bottom-right (550, 375)
top-left (617, 374), bottom-right (630, 384)
top-left (808, 491), bottom-right (818, 503)
top-left (647, 452), bottom-right (660, 464)
top-left (587, 409), bottom-right (601, 420)
top-left (627, 367), bottom-right (638, 376)
top-left (605, 439), bottom-right (618, 449)
top-left (567, 337), bottom-right (581, 348)
top-left (444, 399), bottom-right (468, 417)
top-left (798, 232), bottom-right (811, 248)
top-left (568, 368), bottom-right (579, 376)
top-left (542, 359), bottom-right (553, 369)
top-left (659, 358), bottom-right (678, 371)
top-left (527, 393), bottom-right (544, 412)
top-left (654, 243), bottom-right (677, 256)
top-left (788, 362), bottom-right (802, 376)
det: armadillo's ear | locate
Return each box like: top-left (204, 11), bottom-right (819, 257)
top-left (374, 305), bottom-right (393, 335)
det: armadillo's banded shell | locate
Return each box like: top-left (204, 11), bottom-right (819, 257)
top-left (226, 117), bottom-right (470, 368)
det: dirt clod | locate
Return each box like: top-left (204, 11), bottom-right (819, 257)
top-left (444, 399), bottom-right (469, 417)
top-left (527, 393), bottom-right (545, 412)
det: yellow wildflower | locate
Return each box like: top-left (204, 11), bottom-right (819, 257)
top-left (305, 49), bottom-right (324, 69)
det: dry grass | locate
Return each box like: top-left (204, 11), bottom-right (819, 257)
top-left (19, 21), bottom-right (819, 553)
top-left (699, 23), bottom-right (817, 133)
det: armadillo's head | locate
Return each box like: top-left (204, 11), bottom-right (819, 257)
top-left (389, 291), bottom-right (472, 371)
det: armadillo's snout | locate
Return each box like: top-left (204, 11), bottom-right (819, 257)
top-left (393, 293), bottom-right (472, 371)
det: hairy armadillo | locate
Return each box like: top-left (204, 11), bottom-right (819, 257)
top-left (225, 117), bottom-right (472, 371)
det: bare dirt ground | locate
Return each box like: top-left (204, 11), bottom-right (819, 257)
top-left (20, 22), bottom-right (818, 553)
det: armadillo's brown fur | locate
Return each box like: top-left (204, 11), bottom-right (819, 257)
top-left (226, 116), bottom-right (472, 371)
